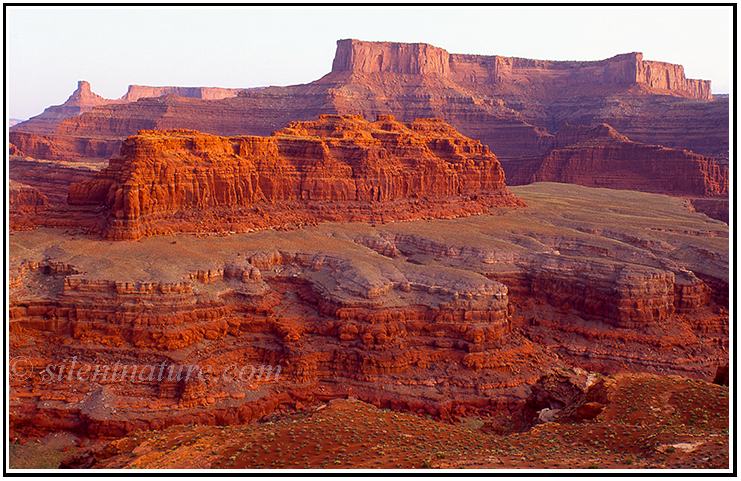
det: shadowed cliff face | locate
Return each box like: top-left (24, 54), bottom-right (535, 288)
top-left (505, 123), bottom-right (729, 197)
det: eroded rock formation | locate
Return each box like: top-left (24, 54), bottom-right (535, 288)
top-left (335, 40), bottom-right (711, 100)
top-left (9, 132), bottom-right (121, 163)
top-left (67, 115), bottom-right (523, 240)
top-left (8, 183), bottom-right (728, 441)
top-left (506, 123), bottom-right (729, 196)
top-left (9, 181), bottom-right (49, 230)
top-left (12, 40), bottom-right (726, 200)
top-left (11, 81), bottom-right (114, 134)
top-left (52, 40), bottom-right (725, 156)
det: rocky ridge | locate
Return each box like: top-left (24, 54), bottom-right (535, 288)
top-left (11, 80), bottom-right (246, 135)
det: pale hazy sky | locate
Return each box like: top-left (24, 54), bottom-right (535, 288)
top-left (6, 5), bottom-right (733, 121)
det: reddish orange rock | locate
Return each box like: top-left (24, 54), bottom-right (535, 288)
top-left (68, 115), bottom-right (524, 240)
top-left (9, 132), bottom-right (121, 163)
top-left (46, 40), bottom-right (725, 165)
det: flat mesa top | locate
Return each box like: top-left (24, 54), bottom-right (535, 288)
top-left (9, 183), bottom-right (728, 287)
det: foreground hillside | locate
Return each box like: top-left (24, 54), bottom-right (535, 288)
top-left (12, 373), bottom-right (729, 470)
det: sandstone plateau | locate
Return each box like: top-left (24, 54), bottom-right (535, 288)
top-left (9, 40), bottom-right (728, 202)
top-left (9, 184), bottom-right (728, 462)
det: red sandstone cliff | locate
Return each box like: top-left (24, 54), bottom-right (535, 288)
top-left (506, 123), bottom-right (728, 197)
top-left (8, 181), bottom-right (729, 440)
top-left (49, 40), bottom-right (725, 163)
top-left (68, 115), bottom-right (523, 240)
top-left (332, 39), bottom-right (451, 76)
top-left (334, 40), bottom-right (711, 100)
top-left (13, 40), bottom-right (727, 197)
top-left (9, 131), bottom-right (121, 162)
top-left (9, 180), bottom-right (48, 214)
top-left (119, 85), bottom-right (248, 102)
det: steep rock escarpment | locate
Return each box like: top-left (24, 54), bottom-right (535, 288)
top-left (8, 248), bottom-right (529, 439)
top-left (9, 181), bottom-right (48, 213)
top-left (447, 50), bottom-right (711, 101)
top-left (67, 115), bottom-right (524, 240)
top-left (11, 81), bottom-right (113, 134)
top-left (8, 156), bottom-right (107, 232)
top-left (9, 181), bottom-right (49, 230)
top-left (506, 123), bottom-right (728, 197)
top-left (37, 40), bottom-right (724, 174)
top-left (54, 80), bottom-right (554, 161)
top-left (332, 39), bottom-right (451, 75)
top-left (688, 198), bottom-right (729, 223)
top-left (9, 157), bottom-right (103, 206)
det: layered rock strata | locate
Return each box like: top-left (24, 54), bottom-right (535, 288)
top-left (9, 158), bottom-right (103, 205)
top-left (11, 81), bottom-right (114, 134)
top-left (8, 183), bottom-right (728, 441)
top-left (9, 180), bottom-right (48, 214)
top-left (9, 181), bottom-right (49, 230)
top-left (506, 123), bottom-right (729, 196)
top-left (8, 156), bottom-right (107, 231)
top-left (338, 40), bottom-right (711, 100)
top-left (43, 39), bottom-right (724, 166)
top-left (67, 115), bottom-right (524, 240)
top-left (9, 131), bottom-right (121, 163)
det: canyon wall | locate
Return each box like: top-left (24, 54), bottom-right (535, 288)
top-left (449, 52), bottom-right (712, 100)
top-left (8, 182), bottom-right (729, 439)
top-left (332, 39), bottom-right (451, 75)
top-left (9, 131), bottom-right (121, 162)
top-left (636, 56), bottom-right (712, 100)
top-left (506, 123), bottom-right (729, 197)
top-left (11, 81), bottom-right (113, 134)
top-left (120, 85), bottom-right (245, 102)
top-left (9, 180), bottom-right (48, 227)
top-left (334, 40), bottom-right (712, 100)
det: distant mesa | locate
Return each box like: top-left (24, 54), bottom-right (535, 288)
top-left (332, 39), bottom-right (452, 76)
top-left (9, 39), bottom-right (728, 203)
top-left (10, 80), bottom-right (248, 135)
top-left (333, 39), bottom-right (712, 100)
